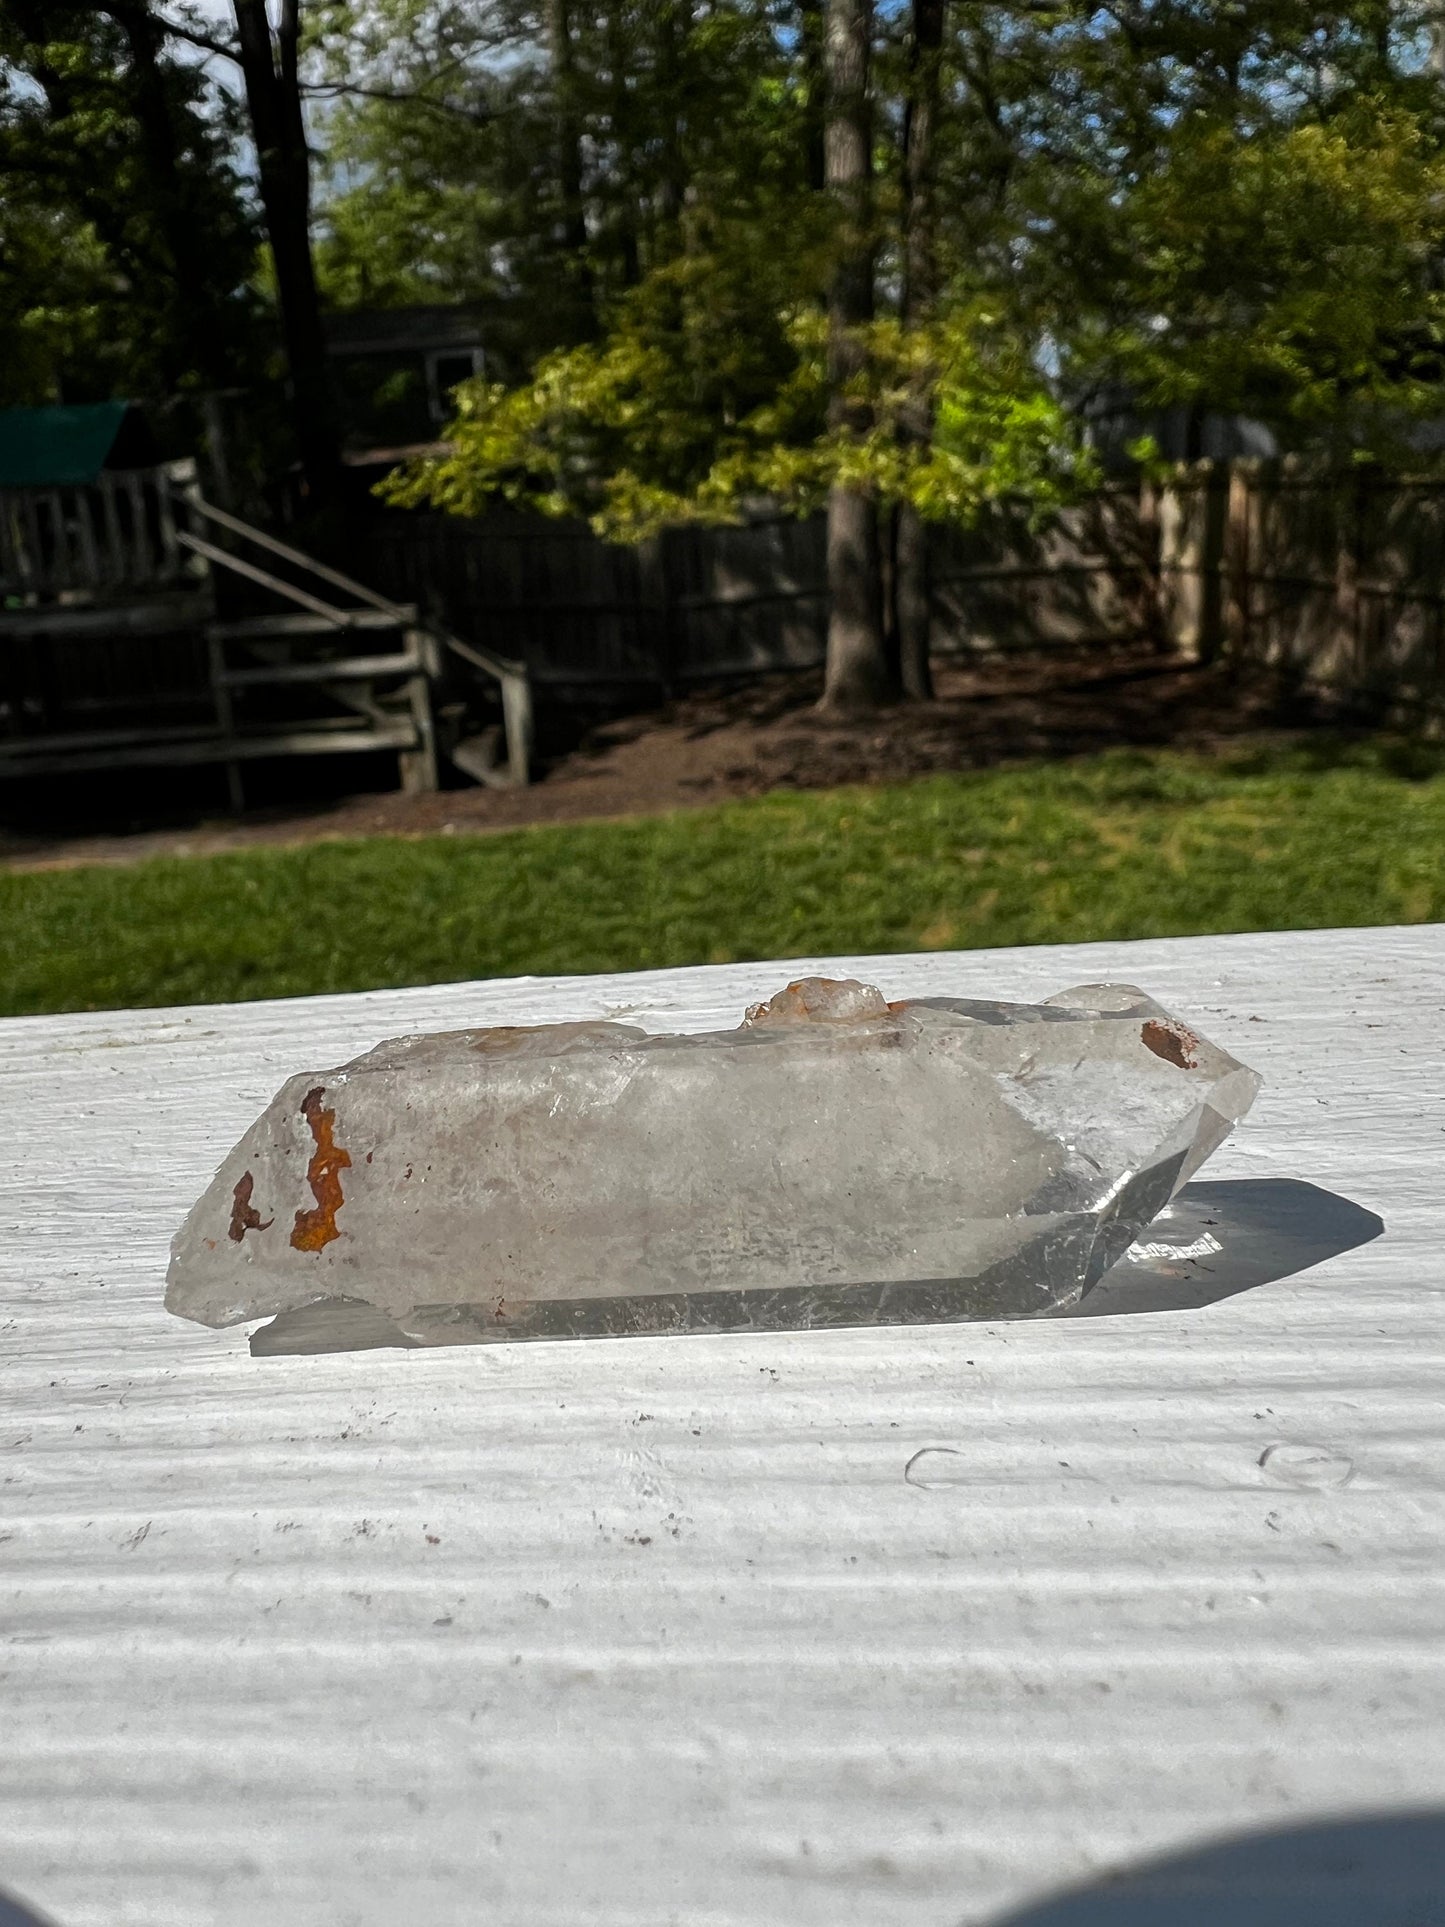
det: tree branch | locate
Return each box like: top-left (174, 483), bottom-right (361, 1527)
top-left (151, 10), bottom-right (240, 62)
top-left (301, 80), bottom-right (494, 126)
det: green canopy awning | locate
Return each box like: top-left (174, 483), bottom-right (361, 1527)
top-left (0, 402), bottom-right (131, 488)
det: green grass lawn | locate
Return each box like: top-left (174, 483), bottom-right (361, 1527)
top-left (3, 739), bottom-right (1444, 1016)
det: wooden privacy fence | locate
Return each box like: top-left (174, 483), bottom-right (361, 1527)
top-left (7, 457), bottom-right (1442, 796)
top-left (1156, 458), bottom-right (1445, 716)
top-left (367, 463), bottom-right (1445, 719)
top-left (363, 486), bottom-right (1155, 695)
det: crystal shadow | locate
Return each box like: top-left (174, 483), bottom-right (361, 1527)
top-left (0, 1889), bottom-right (57, 1927)
top-left (1062, 1177), bottom-right (1384, 1319)
top-left (249, 1177), bottom-right (1374, 1357)
top-left (977, 1809), bottom-right (1445, 1927)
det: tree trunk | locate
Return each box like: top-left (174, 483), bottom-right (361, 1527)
top-left (820, 0), bottom-right (890, 712)
top-left (797, 0), bottom-right (828, 194)
top-left (549, 0), bottom-right (595, 337)
top-left (605, 0), bottom-right (642, 290)
top-left (654, 1), bottom-right (691, 247)
top-left (103, 1), bottom-right (232, 389)
top-left (13, 0), bottom-right (230, 393)
top-left (894, 0), bottom-right (945, 700)
top-left (231, 0), bottom-right (338, 510)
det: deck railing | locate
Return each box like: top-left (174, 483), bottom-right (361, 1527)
top-left (0, 462), bottom-right (201, 602)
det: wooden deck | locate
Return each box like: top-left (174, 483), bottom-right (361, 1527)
top-left (0, 466), bottom-right (532, 799)
top-left (1, 927), bottom-right (1441, 1926)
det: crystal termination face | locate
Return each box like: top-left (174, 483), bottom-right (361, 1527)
top-left (164, 980), bottom-right (1262, 1354)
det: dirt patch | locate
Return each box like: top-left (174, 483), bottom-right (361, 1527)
top-left (0, 644), bottom-right (1347, 873)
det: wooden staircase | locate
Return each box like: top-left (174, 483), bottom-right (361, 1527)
top-left (183, 500), bottom-right (441, 806)
top-left (0, 463), bottom-right (532, 801)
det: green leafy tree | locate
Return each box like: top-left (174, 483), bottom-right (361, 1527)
top-left (0, 0), bottom-right (259, 403)
top-left (8, 0), bottom-right (1429, 706)
top-left (0, 199), bottom-right (114, 407)
top-left (381, 272), bottom-right (1095, 541)
top-left (371, 0), bottom-right (1100, 706)
top-left (1094, 100), bottom-right (1445, 446)
top-left (310, 0), bottom-right (823, 352)
top-left (934, 0), bottom-right (1445, 449)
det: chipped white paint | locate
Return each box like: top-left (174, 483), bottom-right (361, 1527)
top-left (1, 927), bottom-right (1443, 1927)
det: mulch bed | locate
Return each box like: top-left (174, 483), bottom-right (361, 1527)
top-left (0, 643), bottom-right (1351, 871)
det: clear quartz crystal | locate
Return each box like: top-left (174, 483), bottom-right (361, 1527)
top-left (165, 979), bottom-right (1261, 1354)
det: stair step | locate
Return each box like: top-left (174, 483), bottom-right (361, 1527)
top-left (0, 595), bottom-right (212, 641)
top-left (217, 650), bottom-right (424, 689)
top-left (451, 728), bottom-right (520, 789)
top-left (208, 610), bottom-right (408, 642)
top-left (0, 717), bottom-right (418, 779)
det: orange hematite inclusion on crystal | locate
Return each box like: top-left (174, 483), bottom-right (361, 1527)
top-left (228, 1171), bottom-right (273, 1243)
top-left (290, 1085), bottom-right (352, 1252)
top-left (1140, 1018), bottom-right (1200, 1071)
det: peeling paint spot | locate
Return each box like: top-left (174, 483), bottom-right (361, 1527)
top-left (290, 1086), bottom-right (352, 1253)
top-left (228, 1172), bottom-right (273, 1243)
top-left (1141, 1019), bottom-right (1199, 1070)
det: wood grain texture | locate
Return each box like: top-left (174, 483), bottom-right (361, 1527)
top-left (2, 928), bottom-right (1443, 1927)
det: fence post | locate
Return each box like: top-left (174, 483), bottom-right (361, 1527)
top-left (1158, 460), bottom-right (1224, 660)
top-left (1135, 474), bottom-right (1161, 648)
top-left (501, 671), bottom-right (534, 786)
top-left (1222, 459), bottom-right (1254, 662)
top-left (1332, 472), bottom-right (1362, 687)
top-left (637, 532), bottom-right (674, 694)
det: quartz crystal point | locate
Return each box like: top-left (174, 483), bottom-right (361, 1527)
top-left (166, 980), bottom-right (1261, 1351)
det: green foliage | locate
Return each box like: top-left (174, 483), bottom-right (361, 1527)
top-left (316, 174), bottom-right (504, 315)
top-left (359, 0), bottom-right (1445, 545)
top-left (945, 2), bottom-right (1445, 451)
top-left (312, 0), bottom-right (820, 343)
top-left (311, 31), bottom-right (546, 329)
top-left (382, 260), bottom-right (1096, 541)
top-left (4, 741), bottom-right (1444, 1015)
top-left (379, 231), bottom-right (826, 535)
top-left (1096, 99), bottom-right (1445, 438)
top-left (4, 0), bottom-right (1445, 517)
top-left (0, 198), bottom-right (113, 407)
top-left (0, 1), bottom-right (260, 403)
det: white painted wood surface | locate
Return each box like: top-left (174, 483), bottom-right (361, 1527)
top-left (2, 927), bottom-right (1443, 1927)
